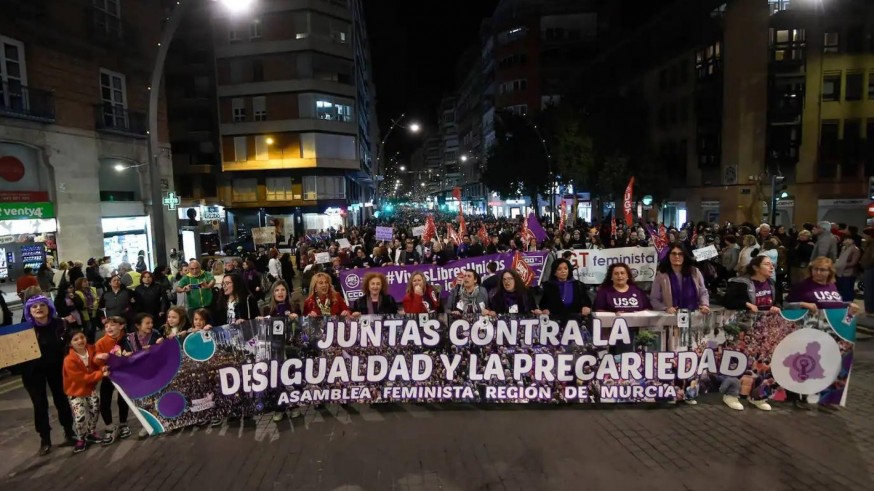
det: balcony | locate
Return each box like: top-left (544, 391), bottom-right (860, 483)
top-left (0, 82), bottom-right (56, 122)
top-left (94, 104), bottom-right (147, 138)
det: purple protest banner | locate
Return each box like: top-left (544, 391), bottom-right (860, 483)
top-left (526, 213), bottom-right (548, 243)
top-left (340, 251), bottom-right (549, 303)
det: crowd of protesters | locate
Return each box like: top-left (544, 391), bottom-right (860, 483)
top-left (7, 204), bottom-right (869, 457)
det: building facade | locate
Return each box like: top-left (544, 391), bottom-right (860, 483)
top-left (168, 0), bottom-right (376, 245)
top-left (0, 0), bottom-right (174, 277)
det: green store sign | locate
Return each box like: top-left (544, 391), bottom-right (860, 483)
top-left (0, 202), bottom-right (55, 220)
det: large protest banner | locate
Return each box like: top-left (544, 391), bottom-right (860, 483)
top-left (108, 309), bottom-right (856, 435)
top-left (562, 247), bottom-right (658, 284)
top-left (339, 251), bottom-right (549, 303)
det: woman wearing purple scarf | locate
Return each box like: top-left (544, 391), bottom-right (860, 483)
top-left (539, 258), bottom-right (592, 320)
top-left (650, 243), bottom-right (711, 314)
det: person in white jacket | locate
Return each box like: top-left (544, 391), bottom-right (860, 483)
top-left (268, 248), bottom-right (283, 282)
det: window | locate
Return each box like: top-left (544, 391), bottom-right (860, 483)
top-left (0, 35), bottom-right (27, 111)
top-left (252, 60), bottom-right (264, 82)
top-left (844, 119), bottom-right (862, 176)
top-left (823, 32), bottom-right (839, 54)
top-left (771, 28), bottom-right (805, 61)
top-left (99, 68), bottom-right (127, 128)
top-left (822, 72), bottom-right (841, 101)
top-left (318, 176), bottom-right (345, 199)
top-left (250, 18), bottom-right (262, 40)
top-left (696, 41), bottom-right (721, 79)
top-left (254, 136), bottom-right (270, 161)
top-left (233, 136), bottom-right (247, 161)
top-left (507, 104), bottom-right (527, 116)
top-left (846, 26), bottom-right (864, 54)
top-left (846, 72), bottom-right (863, 101)
top-left (316, 99), bottom-right (352, 122)
top-left (229, 26), bottom-right (240, 42)
top-left (229, 59), bottom-right (243, 83)
top-left (232, 178), bottom-right (257, 202)
top-left (232, 98), bottom-right (245, 122)
top-left (253, 96), bottom-right (266, 121)
top-left (819, 121), bottom-right (839, 178)
top-left (93, 0), bottom-right (121, 39)
top-left (266, 177), bottom-right (293, 201)
top-left (303, 176), bottom-right (317, 200)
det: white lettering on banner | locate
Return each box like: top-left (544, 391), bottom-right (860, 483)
top-left (692, 245), bottom-right (719, 262)
top-left (563, 247), bottom-right (658, 284)
top-left (814, 291), bottom-right (842, 303)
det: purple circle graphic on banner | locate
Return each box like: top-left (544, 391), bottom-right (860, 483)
top-left (108, 338), bottom-right (182, 399)
top-left (157, 391), bottom-right (187, 419)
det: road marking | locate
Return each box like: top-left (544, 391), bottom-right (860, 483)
top-left (0, 379), bottom-right (23, 395)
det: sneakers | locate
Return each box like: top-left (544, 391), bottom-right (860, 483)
top-left (289, 407), bottom-right (303, 419)
top-left (118, 425), bottom-right (132, 439)
top-left (793, 400), bottom-right (811, 411)
top-left (38, 439), bottom-right (52, 456)
top-left (210, 418), bottom-right (223, 427)
top-left (138, 428), bottom-right (149, 439)
top-left (85, 432), bottom-right (102, 445)
top-left (73, 440), bottom-right (87, 454)
top-left (750, 399), bottom-right (772, 411)
top-left (722, 394), bottom-right (744, 411)
top-left (272, 411), bottom-right (285, 422)
top-left (684, 399), bottom-right (698, 405)
top-left (101, 428), bottom-right (116, 446)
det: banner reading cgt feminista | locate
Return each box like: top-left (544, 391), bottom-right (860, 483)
top-left (561, 247), bottom-right (658, 284)
top-left (339, 251), bottom-right (549, 303)
top-left (107, 309), bottom-right (857, 435)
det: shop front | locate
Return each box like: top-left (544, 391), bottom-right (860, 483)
top-left (177, 203), bottom-right (227, 255)
top-left (101, 209), bottom-right (153, 271)
top-left (817, 199), bottom-right (865, 230)
top-left (661, 201), bottom-right (688, 228)
top-left (0, 202), bottom-right (58, 281)
top-left (487, 196), bottom-right (531, 218)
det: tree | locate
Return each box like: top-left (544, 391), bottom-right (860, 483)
top-left (551, 107), bottom-right (596, 191)
top-left (481, 111), bottom-right (551, 217)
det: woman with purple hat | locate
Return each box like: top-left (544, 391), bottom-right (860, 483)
top-left (20, 295), bottom-right (75, 456)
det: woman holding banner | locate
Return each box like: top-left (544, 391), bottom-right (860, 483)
top-left (401, 272), bottom-right (441, 314)
top-left (723, 256), bottom-right (781, 314)
top-left (303, 272), bottom-right (351, 317)
top-left (351, 273), bottom-right (398, 316)
top-left (539, 259), bottom-right (592, 320)
top-left (593, 263), bottom-right (651, 314)
top-left (650, 243), bottom-right (711, 314)
top-left (260, 280), bottom-right (300, 319)
top-left (212, 274), bottom-right (259, 325)
top-left (447, 269), bottom-right (494, 318)
top-left (489, 270), bottom-right (541, 315)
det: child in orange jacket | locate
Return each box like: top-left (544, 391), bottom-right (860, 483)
top-left (62, 329), bottom-right (108, 453)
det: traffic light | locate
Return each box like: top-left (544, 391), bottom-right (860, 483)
top-left (868, 176), bottom-right (874, 200)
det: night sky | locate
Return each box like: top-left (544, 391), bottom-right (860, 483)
top-left (364, 0), bottom-right (499, 158)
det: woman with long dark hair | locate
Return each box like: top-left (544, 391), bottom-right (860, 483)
top-left (241, 258), bottom-right (263, 300)
top-left (650, 242), bottom-right (710, 314)
top-left (212, 273), bottom-right (259, 325)
top-left (489, 269), bottom-right (540, 315)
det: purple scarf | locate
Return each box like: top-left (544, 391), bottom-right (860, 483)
top-left (668, 271), bottom-right (698, 310)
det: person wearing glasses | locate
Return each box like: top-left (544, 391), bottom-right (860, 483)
top-left (650, 243), bottom-right (710, 314)
top-left (212, 274), bottom-right (259, 325)
top-left (787, 256), bottom-right (860, 314)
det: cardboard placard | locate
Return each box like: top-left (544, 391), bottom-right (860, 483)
top-left (692, 245), bottom-right (719, 262)
top-left (412, 226), bottom-right (425, 237)
top-left (0, 323), bottom-right (41, 369)
top-left (376, 227), bottom-right (393, 241)
top-left (314, 252), bottom-right (331, 264)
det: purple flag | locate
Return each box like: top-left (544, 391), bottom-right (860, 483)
top-left (526, 213), bottom-right (548, 243)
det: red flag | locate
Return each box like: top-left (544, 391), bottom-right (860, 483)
top-left (452, 187), bottom-right (462, 215)
top-left (611, 214), bottom-right (617, 238)
top-left (623, 176), bottom-right (635, 226)
top-left (512, 251), bottom-right (534, 286)
top-left (478, 224), bottom-right (489, 245)
top-left (458, 214), bottom-right (468, 239)
top-left (446, 223), bottom-right (460, 246)
top-left (519, 217), bottom-right (535, 243)
top-left (423, 215), bottom-right (437, 243)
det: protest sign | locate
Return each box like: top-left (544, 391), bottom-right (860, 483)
top-left (339, 251), bottom-right (548, 303)
top-left (692, 245), bottom-right (719, 262)
top-left (376, 227), bottom-right (393, 241)
top-left (314, 252), bottom-right (331, 264)
top-left (412, 226), bottom-right (425, 237)
top-left (562, 247), bottom-right (658, 284)
top-left (252, 227), bottom-right (275, 246)
top-left (0, 323), bottom-right (41, 368)
top-left (107, 309), bottom-right (855, 434)
top-left (337, 238), bottom-right (351, 249)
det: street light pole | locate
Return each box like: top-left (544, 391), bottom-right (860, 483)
top-left (146, 0), bottom-right (194, 266)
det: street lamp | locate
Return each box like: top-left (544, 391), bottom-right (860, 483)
top-left (460, 155), bottom-right (468, 162)
top-left (115, 163), bottom-right (147, 172)
top-left (409, 123), bottom-right (421, 133)
top-left (399, 165), bottom-right (406, 171)
top-left (146, 0), bottom-right (253, 265)
top-left (265, 137), bottom-right (274, 145)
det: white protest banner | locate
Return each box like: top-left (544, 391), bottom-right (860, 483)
top-left (314, 252), bottom-right (331, 264)
top-left (562, 247), bottom-right (658, 284)
top-left (337, 238), bottom-right (352, 249)
top-left (252, 227), bottom-right (276, 245)
top-left (692, 245), bottom-right (719, 262)
top-left (376, 226), bottom-right (393, 241)
top-left (412, 225), bottom-right (425, 237)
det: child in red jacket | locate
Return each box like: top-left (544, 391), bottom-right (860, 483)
top-left (62, 329), bottom-right (108, 453)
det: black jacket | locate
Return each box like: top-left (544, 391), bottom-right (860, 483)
top-left (488, 288), bottom-right (538, 314)
top-left (351, 294), bottom-right (398, 315)
top-left (54, 291), bottom-right (85, 326)
top-left (538, 280), bottom-right (592, 318)
top-left (134, 283), bottom-right (169, 319)
top-left (212, 294), bottom-right (259, 325)
top-left (481, 274), bottom-right (500, 293)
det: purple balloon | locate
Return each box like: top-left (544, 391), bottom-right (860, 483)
top-left (107, 339), bottom-right (182, 399)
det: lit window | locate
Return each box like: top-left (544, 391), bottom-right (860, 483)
top-left (233, 136), bottom-right (247, 161)
top-left (250, 18), bottom-right (262, 40)
top-left (232, 98), bottom-right (245, 122)
top-left (822, 72), bottom-right (841, 101)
